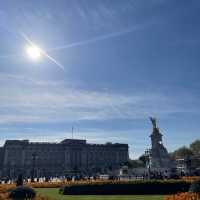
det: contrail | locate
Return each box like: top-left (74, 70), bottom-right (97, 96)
top-left (0, 24), bottom-right (147, 61)
top-left (20, 31), bottom-right (65, 71)
top-left (0, 54), bottom-right (21, 59)
top-left (49, 25), bottom-right (142, 52)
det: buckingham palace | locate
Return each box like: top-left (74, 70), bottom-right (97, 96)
top-left (0, 138), bottom-right (128, 178)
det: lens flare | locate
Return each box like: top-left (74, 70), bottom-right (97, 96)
top-left (26, 45), bottom-right (42, 60)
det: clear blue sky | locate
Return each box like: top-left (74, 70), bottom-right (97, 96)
top-left (0, 0), bottom-right (200, 158)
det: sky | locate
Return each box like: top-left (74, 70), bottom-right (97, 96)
top-left (0, 0), bottom-right (200, 158)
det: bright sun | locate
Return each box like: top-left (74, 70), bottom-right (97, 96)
top-left (26, 45), bottom-right (42, 60)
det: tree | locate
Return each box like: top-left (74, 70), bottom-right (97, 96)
top-left (190, 140), bottom-right (200, 155)
top-left (139, 154), bottom-right (148, 165)
top-left (126, 159), bottom-right (145, 168)
top-left (172, 146), bottom-right (193, 159)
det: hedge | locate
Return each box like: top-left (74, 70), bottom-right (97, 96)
top-left (59, 180), bottom-right (191, 195)
top-left (189, 180), bottom-right (200, 193)
top-left (9, 186), bottom-right (36, 200)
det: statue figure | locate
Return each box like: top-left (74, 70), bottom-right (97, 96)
top-left (150, 117), bottom-right (157, 129)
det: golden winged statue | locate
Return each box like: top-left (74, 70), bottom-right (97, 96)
top-left (149, 117), bottom-right (157, 129)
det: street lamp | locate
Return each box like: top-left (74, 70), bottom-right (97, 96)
top-left (31, 153), bottom-right (38, 182)
top-left (145, 149), bottom-right (152, 180)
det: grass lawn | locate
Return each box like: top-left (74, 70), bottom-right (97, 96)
top-left (36, 188), bottom-right (164, 200)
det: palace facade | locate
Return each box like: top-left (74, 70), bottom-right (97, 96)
top-left (0, 139), bottom-right (128, 178)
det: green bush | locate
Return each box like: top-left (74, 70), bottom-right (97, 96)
top-left (189, 180), bottom-right (200, 194)
top-left (60, 180), bottom-right (191, 195)
top-left (9, 186), bottom-right (36, 200)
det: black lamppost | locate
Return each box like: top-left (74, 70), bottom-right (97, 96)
top-left (145, 149), bottom-right (152, 180)
top-left (31, 153), bottom-right (38, 182)
top-left (185, 157), bottom-right (192, 176)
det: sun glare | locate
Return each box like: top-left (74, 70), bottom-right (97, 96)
top-left (26, 45), bottom-right (42, 60)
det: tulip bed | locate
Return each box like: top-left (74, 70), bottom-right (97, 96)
top-left (164, 192), bottom-right (200, 200)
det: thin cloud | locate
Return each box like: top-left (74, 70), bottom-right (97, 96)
top-left (0, 74), bottom-right (196, 125)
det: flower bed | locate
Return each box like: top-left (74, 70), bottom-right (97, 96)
top-left (181, 177), bottom-right (200, 182)
top-left (164, 192), bottom-right (199, 200)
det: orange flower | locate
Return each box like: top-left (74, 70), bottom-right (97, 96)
top-left (163, 192), bottom-right (198, 200)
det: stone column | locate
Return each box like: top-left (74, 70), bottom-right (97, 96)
top-left (64, 147), bottom-right (71, 170)
top-left (3, 148), bottom-right (8, 166)
top-left (21, 148), bottom-right (25, 167)
top-left (81, 148), bottom-right (87, 169)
